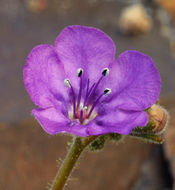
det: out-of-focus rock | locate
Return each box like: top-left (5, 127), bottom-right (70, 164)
top-left (0, 118), bottom-right (153, 190)
top-left (26, 0), bottom-right (48, 13)
top-left (118, 4), bottom-right (152, 35)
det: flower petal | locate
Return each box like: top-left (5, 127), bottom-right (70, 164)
top-left (32, 107), bottom-right (70, 135)
top-left (55, 25), bottom-right (116, 88)
top-left (23, 44), bottom-right (68, 108)
top-left (88, 109), bottom-right (148, 135)
top-left (102, 50), bottom-right (161, 111)
top-left (32, 107), bottom-right (89, 136)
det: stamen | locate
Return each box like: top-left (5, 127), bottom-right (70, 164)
top-left (102, 68), bottom-right (110, 77)
top-left (104, 88), bottom-right (112, 96)
top-left (64, 78), bottom-right (76, 118)
top-left (83, 79), bottom-right (90, 106)
top-left (64, 78), bottom-right (71, 88)
top-left (77, 68), bottom-right (83, 110)
top-left (77, 76), bottom-right (83, 110)
top-left (87, 88), bottom-right (111, 119)
top-left (87, 93), bottom-right (104, 118)
top-left (86, 68), bottom-right (110, 106)
top-left (84, 82), bottom-right (96, 106)
top-left (86, 76), bottom-right (103, 106)
top-left (77, 68), bottom-right (83, 77)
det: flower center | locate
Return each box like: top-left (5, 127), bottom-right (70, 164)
top-left (64, 68), bottom-right (111, 125)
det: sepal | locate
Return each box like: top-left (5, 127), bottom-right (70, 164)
top-left (108, 133), bottom-right (123, 142)
top-left (89, 135), bottom-right (107, 151)
top-left (89, 133), bottom-right (123, 151)
top-left (130, 133), bottom-right (163, 144)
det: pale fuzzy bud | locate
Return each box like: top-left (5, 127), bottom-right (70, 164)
top-left (147, 104), bottom-right (169, 135)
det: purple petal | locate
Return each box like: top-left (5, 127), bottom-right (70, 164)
top-left (102, 50), bottom-right (161, 111)
top-left (32, 107), bottom-right (70, 135)
top-left (23, 44), bottom-right (69, 108)
top-left (88, 109), bottom-right (148, 135)
top-left (32, 107), bottom-right (89, 136)
top-left (55, 25), bottom-right (116, 88)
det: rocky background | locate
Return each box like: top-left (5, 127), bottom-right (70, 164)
top-left (0, 0), bottom-right (175, 189)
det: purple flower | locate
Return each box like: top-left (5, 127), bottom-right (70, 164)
top-left (23, 25), bottom-right (161, 137)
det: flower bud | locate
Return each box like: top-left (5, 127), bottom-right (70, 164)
top-left (147, 104), bottom-right (168, 135)
top-left (131, 104), bottom-right (168, 144)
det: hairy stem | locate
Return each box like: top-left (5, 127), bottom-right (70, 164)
top-left (49, 136), bottom-right (96, 190)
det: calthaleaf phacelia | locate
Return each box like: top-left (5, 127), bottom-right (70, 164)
top-left (23, 25), bottom-right (161, 137)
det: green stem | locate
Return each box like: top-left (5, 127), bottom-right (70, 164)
top-left (49, 136), bottom-right (97, 190)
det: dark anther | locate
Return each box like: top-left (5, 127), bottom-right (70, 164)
top-left (104, 88), bottom-right (111, 96)
top-left (104, 89), bottom-right (109, 94)
top-left (102, 68), bottom-right (109, 77)
top-left (77, 68), bottom-right (83, 77)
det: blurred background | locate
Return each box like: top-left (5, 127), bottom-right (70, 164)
top-left (0, 0), bottom-right (175, 189)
